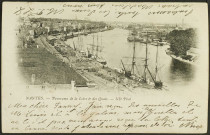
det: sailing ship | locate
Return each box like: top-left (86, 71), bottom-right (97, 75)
top-left (127, 29), bottom-right (143, 42)
top-left (150, 38), bottom-right (167, 46)
top-left (87, 26), bottom-right (107, 65)
top-left (121, 31), bottom-right (163, 89)
top-left (77, 32), bottom-right (87, 57)
top-left (121, 37), bottom-right (141, 79)
top-left (80, 24), bottom-right (88, 36)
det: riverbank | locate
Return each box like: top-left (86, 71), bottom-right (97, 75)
top-left (50, 27), bottom-right (115, 41)
top-left (17, 27), bottom-right (171, 90)
top-left (45, 33), bottom-right (158, 90)
top-left (48, 37), bottom-right (129, 89)
top-left (17, 36), bottom-right (87, 86)
top-left (165, 49), bottom-right (196, 65)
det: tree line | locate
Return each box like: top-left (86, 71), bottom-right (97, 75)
top-left (166, 28), bottom-right (197, 56)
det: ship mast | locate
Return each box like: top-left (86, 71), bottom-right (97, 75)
top-left (96, 25), bottom-right (99, 58)
top-left (143, 32), bottom-right (148, 82)
top-left (131, 36), bottom-right (136, 75)
top-left (142, 31), bottom-right (163, 88)
top-left (77, 29), bottom-right (80, 49)
top-left (88, 25), bottom-right (104, 58)
top-left (101, 29), bottom-right (102, 46)
top-left (100, 27), bottom-right (103, 53)
top-left (128, 29), bottom-right (140, 76)
top-left (92, 32), bottom-right (94, 55)
top-left (78, 29), bottom-right (83, 51)
top-left (143, 31), bottom-right (155, 83)
top-left (155, 45), bottom-right (158, 81)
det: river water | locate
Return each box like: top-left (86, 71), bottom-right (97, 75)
top-left (66, 28), bottom-right (195, 88)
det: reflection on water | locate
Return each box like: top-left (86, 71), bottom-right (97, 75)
top-left (169, 59), bottom-right (195, 85)
top-left (66, 28), bottom-right (196, 88)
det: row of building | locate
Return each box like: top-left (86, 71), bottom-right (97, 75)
top-left (16, 17), bottom-right (110, 48)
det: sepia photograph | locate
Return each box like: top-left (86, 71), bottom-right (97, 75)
top-left (2, 2), bottom-right (209, 133)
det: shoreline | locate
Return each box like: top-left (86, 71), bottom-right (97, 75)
top-left (48, 34), bottom-right (158, 90)
top-left (165, 49), bottom-right (196, 66)
top-left (18, 27), bottom-right (164, 90)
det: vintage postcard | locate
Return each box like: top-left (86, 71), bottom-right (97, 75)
top-left (2, 2), bottom-right (209, 133)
